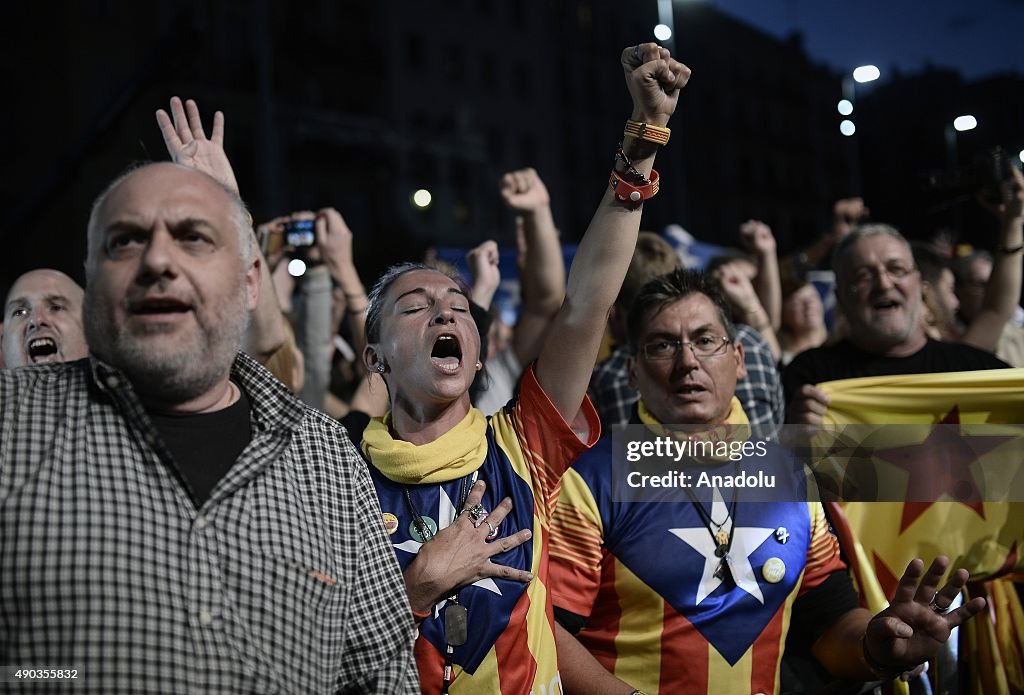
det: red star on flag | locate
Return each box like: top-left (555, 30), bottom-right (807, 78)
top-left (872, 407), bottom-right (1015, 532)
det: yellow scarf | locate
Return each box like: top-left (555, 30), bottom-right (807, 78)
top-left (362, 407), bottom-right (489, 485)
top-left (634, 397), bottom-right (749, 462)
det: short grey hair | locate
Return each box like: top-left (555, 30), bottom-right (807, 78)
top-left (832, 223), bottom-right (912, 284)
top-left (84, 162), bottom-right (253, 280)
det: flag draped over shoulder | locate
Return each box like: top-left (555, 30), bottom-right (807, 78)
top-left (815, 368), bottom-right (1024, 695)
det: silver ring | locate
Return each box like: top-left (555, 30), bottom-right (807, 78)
top-left (929, 600), bottom-right (950, 615)
top-left (462, 503), bottom-right (486, 524)
top-left (632, 45), bottom-right (642, 65)
top-left (484, 521), bottom-right (498, 538)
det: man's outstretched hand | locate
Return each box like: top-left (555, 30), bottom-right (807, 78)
top-left (156, 96), bottom-right (239, 194)
top-left (864, 557), bottom-right (986, 677)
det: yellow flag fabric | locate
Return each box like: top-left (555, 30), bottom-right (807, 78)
top-left (817, 368), bottom-right (1024, 695)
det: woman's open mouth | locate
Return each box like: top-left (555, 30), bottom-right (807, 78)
top-left (430, 334), bottom-right (463, 373)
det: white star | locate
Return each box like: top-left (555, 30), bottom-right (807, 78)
top-left (394, 485), bottom-right (502, 617)
top-left (669, 488), bottom-right (775, 605)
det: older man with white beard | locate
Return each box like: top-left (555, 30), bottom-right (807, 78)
top-left (783, 223), bottom-right (1008, 424)
top-left (0, 162), bottom-right (417, 693)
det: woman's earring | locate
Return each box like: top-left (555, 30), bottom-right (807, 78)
top-left (475, 361), bottom-right (482, 371)
top-left (376, 363), bottom-right (387, 374)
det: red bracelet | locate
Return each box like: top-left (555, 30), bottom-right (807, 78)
top-left (609, 169), bottom-right (660, 207)
top-left (411, 606), bottom-right (432, 622)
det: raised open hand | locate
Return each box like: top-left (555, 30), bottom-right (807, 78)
top-left (863, 557), bottom-right (986, 677)
top-left (621, 43), bottom-right (690, 126)
top-left (156, 96), bottom-right (239, 193)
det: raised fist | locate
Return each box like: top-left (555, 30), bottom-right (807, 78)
top-left (621, 43), bottom-right (691, 127)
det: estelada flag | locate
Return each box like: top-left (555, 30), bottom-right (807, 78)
top-left (815, 368), bottom-right (1024, 695)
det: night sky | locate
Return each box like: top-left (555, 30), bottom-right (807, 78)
top-left (714, 0), bottom-right (1024, 81)
top-left (3, 1), bottom-right (1021, 293)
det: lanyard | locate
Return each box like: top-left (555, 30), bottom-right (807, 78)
top-left (403, 472), bottom-right (476, 693)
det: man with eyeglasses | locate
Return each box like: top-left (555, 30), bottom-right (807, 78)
top-left (783, 224), bottom-right (1008, 425)
top-left (548, 269), bottom-right (983, 694)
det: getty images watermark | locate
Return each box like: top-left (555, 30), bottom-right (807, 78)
top-left (611, 424), bottom-right (1024, 505)
top-left (625, 436), bottom-right (773, 490)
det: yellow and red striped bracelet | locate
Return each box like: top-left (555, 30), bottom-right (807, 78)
top-left (624, 120), bottom-right (671, 146)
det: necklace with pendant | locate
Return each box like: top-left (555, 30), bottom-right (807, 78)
top-left (684, 463), bottom-right (740, 581)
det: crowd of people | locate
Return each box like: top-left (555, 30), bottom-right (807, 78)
top-left (2, 41), bottom-right (1022, 695)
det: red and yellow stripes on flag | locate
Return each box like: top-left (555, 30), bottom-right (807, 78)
top-left (576, 556), bottom-right (795, 695)
top-left (818, 368), bottom-right (1024, 695)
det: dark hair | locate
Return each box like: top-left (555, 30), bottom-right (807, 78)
top-left (626, 269), bottom-right (736, 352)
top-left (366, 263), bottom-right (439, 343)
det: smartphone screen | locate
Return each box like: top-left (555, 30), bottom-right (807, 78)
top-left (286, 219), bottom-right (316, 248)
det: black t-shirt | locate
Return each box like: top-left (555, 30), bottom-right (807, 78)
top-left (149, 388), bottom-right (252, 507)
top-left (338, 409), bottom-right (371, 453)
top-left (782, 338), bottom-right (1009, 404)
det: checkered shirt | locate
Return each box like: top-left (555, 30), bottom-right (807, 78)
top-left (0, 353), bottom-right (418, 694)
top-left (589, 324), bottom-right (784, 438)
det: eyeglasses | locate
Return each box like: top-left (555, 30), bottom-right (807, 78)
top-left (641, 335), bottom-right (732, 361)
top-left (849, 264), bottom-right (917, 290)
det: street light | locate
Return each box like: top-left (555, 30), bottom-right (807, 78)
top-left (945, 115), bottom-right (979, 171)
top-left (852, 65), bottom-right (881, 83)
top-left (839, 65), bottom-right (880, 127)
top-left (841, 64), bottom-right (880, 104)
top-left (655, 0), bottom-right (676, 53)
top-left (953, 115), bottom-right (978, 132)
top-left (839, 65), bottom-right (880, 192)
top-left (411, 188), bottom-right (432, 209)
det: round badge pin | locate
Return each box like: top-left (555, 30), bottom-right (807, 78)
top-left (762, 557), bottom-right (786, 584)
top-left (409, 516), bottom-right (439, 542)
top-left (382, 513), bottom-right (399, 535)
